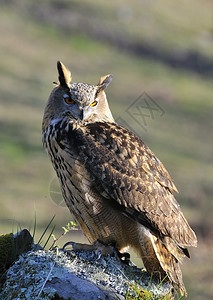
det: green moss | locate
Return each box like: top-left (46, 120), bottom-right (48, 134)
top-left (126, 283), bottom-right (172, 300)
top-left (0, 230), bottom-right (33, 276)
top-left (0, 233), bottom-right (14, 270)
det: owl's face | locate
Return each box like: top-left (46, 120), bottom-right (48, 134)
top-left (42, 61), bottom-right (114, 130)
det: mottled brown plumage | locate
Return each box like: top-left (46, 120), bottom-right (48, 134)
top-left (42, 61), bottom-right (197, 296)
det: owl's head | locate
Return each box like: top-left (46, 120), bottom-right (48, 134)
top-left (43, 61), bottom-right (114, 130)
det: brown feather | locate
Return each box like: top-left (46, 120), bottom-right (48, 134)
top-left (57, 61), bottom-right (72, 88)
top-left (71, 121), bottom-right (197, 248)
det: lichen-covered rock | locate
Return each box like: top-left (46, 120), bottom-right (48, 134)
top-left (0, 233), bottom-right (14, 270)
top-left (0, 230), bottom-right (34, 290)
top-left (0, 248), bottom-right (173, 299)
top-left (0, 230), bottom-right (33, 268)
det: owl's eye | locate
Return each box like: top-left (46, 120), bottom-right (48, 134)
top-left (90, 100), bottom-right (98, 107)
top-left (63, 94), bottom-right (75, 105)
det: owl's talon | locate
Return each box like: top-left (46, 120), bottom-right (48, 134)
top-left (96, 249), bottom-right (102, 260)
top-left (62, 241), bottom-right (76, 251)
top-left (62, 241), bottom-right (96, 252)
top-left (117, 251), bottom-right (130, 265)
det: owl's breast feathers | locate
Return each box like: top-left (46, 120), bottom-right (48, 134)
top-left (57, 120), bottom-right (197, 250)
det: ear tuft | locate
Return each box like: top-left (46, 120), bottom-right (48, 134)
top-left (97, 74), bottom-right (113, 93)
top-left (57, 61), bottom-right (72, 88)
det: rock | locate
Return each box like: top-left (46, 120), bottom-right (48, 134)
top-left (45, 273), bottom-right (121, 300)
top-left (0, 246), bottom-right (173, 299)
top-left (0, 229), bottom-right (33, 268)
top-left (0, 229), bottom-right (34, 290)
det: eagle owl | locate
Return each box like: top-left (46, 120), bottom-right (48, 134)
top-left (42, 61), bottom-right (197, 296)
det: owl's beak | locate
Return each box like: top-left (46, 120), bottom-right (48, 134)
top-left (80, 108), bottom-right (90, 121)
top-left (78, 107), bottom-right (90, 121)
top-left (69, 106), bottom-right (85, 121)
top-left (80, 109), bottom-right (84, 121)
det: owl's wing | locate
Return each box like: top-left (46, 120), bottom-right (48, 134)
top-left (71, 121), bottom-right (197, 248)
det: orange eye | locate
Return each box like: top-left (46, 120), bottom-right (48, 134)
top-left (64, 95), bottom-right (75, 105)
top-left (90, 100), bottom-right (98, 107)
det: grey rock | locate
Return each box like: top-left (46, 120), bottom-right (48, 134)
top-left (46, 273), bottom-right (122, 300)
top-left (0, 248), bottom-right (172, 299)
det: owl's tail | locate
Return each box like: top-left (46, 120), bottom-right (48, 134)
top-left (151, 235), bottom-right (187, 297)
top-left (138, 228), bottom-right (187, 296)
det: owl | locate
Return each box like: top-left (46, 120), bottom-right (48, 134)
top-left (42, 61), bottom-right (197, 296)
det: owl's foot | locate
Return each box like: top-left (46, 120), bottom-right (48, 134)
top-left (62, 240), bottom-right (130, 264)
top-left (62, 240), bottom-right (115, 257)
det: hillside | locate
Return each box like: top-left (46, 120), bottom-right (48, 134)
top-left (0, 1), bottom-right (212, 298)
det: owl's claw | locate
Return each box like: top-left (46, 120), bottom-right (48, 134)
top-left (62, 241), bottom-right (94, 251)
top-left (62, 241), bottom-right (77, 251)
top-left (117, 251), bottom-right (130, 265)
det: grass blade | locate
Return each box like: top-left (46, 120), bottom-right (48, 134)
top-left (43, 224), bottom-right (56, 249)
top-left (37, 215), bottom-right (55, 246)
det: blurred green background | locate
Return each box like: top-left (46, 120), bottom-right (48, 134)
top-left (0, 0), bottom-right (212, 298)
